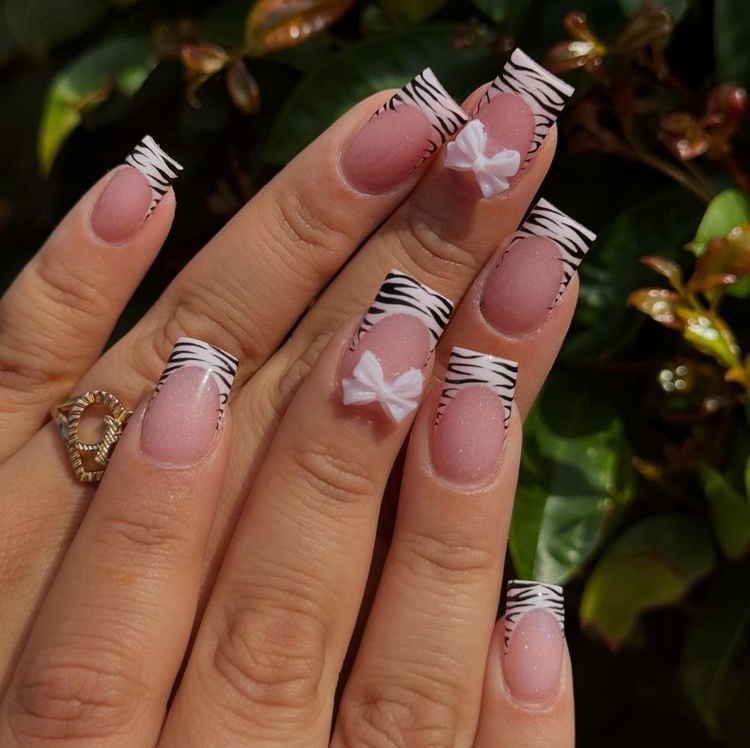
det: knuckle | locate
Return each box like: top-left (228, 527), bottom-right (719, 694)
top-left (10, 645), bottom-right (143, 742)
top-left (338, 684), bottom-right (458, 748)
top-left (209, 602), bottom-right (326, 720)
top-left (272, 330), bottom-right (332, 410)
top-left (393, 203), bottom-right (481, 282)
top-left (271, 183), bottom-right (351, 262)
top-left (398, 528), bottom-right (496, 585)
top-left (286, 436), bottom-right (379, 508)
top-left (94, 498), bottom-right (196, 570)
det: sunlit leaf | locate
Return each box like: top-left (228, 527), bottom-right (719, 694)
top-left (641, 255), bottom-right (683, 288)
top-left (680, 311), bottom-right (740, 369)
top-left (4, 0), bottom-right (107, 58)
top-left (702, 466), bottom-right (750, 558)
top-left (615, 6), bottom-right (674, 53)
top-left (380, 0), bottom-right (449, 25)
top-left (38, 36), bottom-right (158, 174)
top-left (689, 226), bottom-right (750, 293)
top-left (581, 514), bottom-right (716, 646)
top-left (627, 287), bottom-right (686, 329)
top-left (180, 42), bottom-right (230, 75)
top-left (683, 559), bottom-right (750, 738)
top-left (509, 371), bottom-right (633, 585)
top-left (689, 189), bottom-right (750, 255)
top-left (225, 57), bottom-right (261, 114)
top-left (244, 0), bottom-right (355, 56)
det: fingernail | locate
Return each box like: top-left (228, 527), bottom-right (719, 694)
top-left (341, 270), bottom-right (453, 423)
top-left (140, 337), bottom-right (238, 467)
top-left (91, 135), bottom-right (183, 244)
top-left (481, 199), bottom-right (596, 336)
top-left (444, 48), bottom-right (573, 198)
top-left (503, 580), bottom-right (565, 705)
top-left (341, 69), bottom-right (468, 194)
top-left (432, 347), bottom-right (517, 484)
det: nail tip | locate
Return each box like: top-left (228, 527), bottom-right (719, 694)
top-left (125, 135), bottom-right (184, 214)
top-left (504, 580), bottom-right (566, 651)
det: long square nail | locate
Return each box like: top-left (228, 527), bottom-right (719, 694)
top-left (342, 70), bottom-right (468, 193)
top-left (342, 270), bottom-right (453, 423)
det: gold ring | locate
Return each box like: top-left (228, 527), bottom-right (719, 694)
top-left (52, 391), bottom-right (133, 483)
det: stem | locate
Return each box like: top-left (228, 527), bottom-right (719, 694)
top-left (632, 148), bottom-right (716, 203)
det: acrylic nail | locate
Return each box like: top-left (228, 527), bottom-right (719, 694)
top-left (125, 135), bottom-right (183, 215)
top-left (341, 69), bottom-right (468, 194)
top-left (341, 270), bottom-right (453, 423)
top-left (503, 580), bottom-right (565, 705)
top-left (432, 347), bottom-right (517, 484)
top-left (481, 199), bottom-right (596, 336)
top-left (140, 337), bottom-right (238, 467)
top-left (444, 49), bottom-right (573, 198)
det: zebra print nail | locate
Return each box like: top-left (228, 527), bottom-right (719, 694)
top-left (373, 69), bottom-right (469, 162)
top-left (155, 337), bottom-right (239, 425)
top-left (504, 580), bottom-right (565, 652)
top-left (477, 49), bottom-right (574, 166)
top-left (511, 198), bottom-right (596, 304)
top-left (436, 347), bottom-right (517, 427)
top-left (125, 135), bottom-right (183, 215)
top-left (352, 270), bottom-right (454, 353)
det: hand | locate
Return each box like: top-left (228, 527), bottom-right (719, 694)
top-left (0, 49), bottom-right (589, 745)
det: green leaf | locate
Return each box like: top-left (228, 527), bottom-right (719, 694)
top-left (683, 559), bottom-right (750, 738)
top-left (3, 0), bottom-right (108, 58)
top-left (618, 0), bottom-right (691, 21)
top-left (689, 188), bottom-right (750, 254)
top-left (702, 465), bottom-right (750, 558)
top-left (581, 514), bottom-right (716, 646)
top-left (38, 36), bottom-right (158, 174)
top-left (565, 188), bottom-right (703, 361)
top-left (265, 25), bottom-right (493, 164)
top-left (508, 370), bottom-right (634, 585)
top-left (714, 0), bottom-right (750, 86)
top-left (380, 0), bottom-right (449, 25)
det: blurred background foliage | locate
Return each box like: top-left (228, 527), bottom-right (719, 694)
top-left (0, 0), bottom-right (749, 744)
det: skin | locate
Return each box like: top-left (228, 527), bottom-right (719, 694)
top-left (0, 81), bottom-right (576, 746)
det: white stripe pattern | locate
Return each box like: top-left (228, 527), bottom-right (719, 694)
top-left (436, 347), bottom-right (517, 426)
top-left (374, 68), bottom-right (469, 162)
top-left (155, 337), bottom-right (239, 425)
top-left (477, 48), bottom-right (574, 165)
top-left (353, 270), bottom-right (454, 352)
top-left (504, 580), bottom-right (565, 652)
top-left (511, 198), bottom-right (597, 303)
top-left (125, 135), bottom-right (183, 214)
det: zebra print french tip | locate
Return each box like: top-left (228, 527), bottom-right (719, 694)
top-left (504, 580), bottom-right (565, 654)
top-left (436, 347), bottom-right (517, 428)
top-left (125, 135), bottom-right (183, 215)
top-left (476, 48), bottom-right (574, 167)
top-left (517, 198), bottom-right (597, 302)
top-left (155, 337), bottom-right (239, 426)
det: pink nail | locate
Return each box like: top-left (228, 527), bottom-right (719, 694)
top-left (91, 166), bottom-right (152, 244)
top-left (481, 199), bottom-right (596, 336)
top-left (91, 136), bottom-right (183, 244)
top-left (341, 69), bottom-right (468, 193)
top-left (444, 49), bottom-right (573, 198)
top-left (432, 347), bottom-right (517, 484)
top-left (341, 270), bottom-right (453, 423)
top-left (140, 337), bottom-right (238, 467)
top-left (503, 580), bottom-right (565, 705)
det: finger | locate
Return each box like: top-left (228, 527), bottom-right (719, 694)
top-left (473, 587), bottom-right (574, 748)
top-left (87, 69), bottom-right (469, 395)
top-left (437, 198), bottom-right (597, 418)
top-left (0, 136), bottom-right (180, 459)
top-left (332, 350), bottom-right (521, 746)
top-left (160, 272), bottom-right (452, 747)
top-left (0, 337), bottom-right (236, 746)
